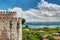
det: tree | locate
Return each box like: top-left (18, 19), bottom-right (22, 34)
top-left (47, 35), bottom-right (54, 40)
top-left (27, 34), bottom-right (39, 40)
top-left (26, 25), bottom-right (28, 28)
top-left (22, 30), bottom-right (28, 40)
top-left (22, 18), bottom-right (25, 25)
top-left (55, 27), bottom-right (60, 32)
top-left (34, 32), bottom-right (43, 40)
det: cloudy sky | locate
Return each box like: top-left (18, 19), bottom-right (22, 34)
top-left (0, 0), bottom-right (60, 22)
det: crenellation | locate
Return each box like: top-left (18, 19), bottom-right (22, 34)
top-left (0, 11), bottom-right (22, 40)
top-left (0, 11), bottom-right (16, 20)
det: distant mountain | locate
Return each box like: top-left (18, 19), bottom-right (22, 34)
top-left (24, 22), bottom-right (60, 25)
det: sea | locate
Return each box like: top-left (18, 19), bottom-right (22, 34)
top-left (23, 24), bottom-right (60, 28)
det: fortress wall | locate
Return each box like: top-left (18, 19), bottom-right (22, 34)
top-left (0, 11), bottom-right (16, 19)
top-left (0, 19), bottom-right (18, 40)
top-left (0, 11), bottom-right (17, 26)
top-left (0, 11), bottom-right (22, 40)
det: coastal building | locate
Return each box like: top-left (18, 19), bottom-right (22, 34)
top-left (0, 11), bottom-right (22, 40)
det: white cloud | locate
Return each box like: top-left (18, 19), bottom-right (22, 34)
top-left (9, 0), bottom-right (60, 22)
top-left (38, 0), bottom-right (60, 17)
top-left (9, 7), bottom-right (23, 18)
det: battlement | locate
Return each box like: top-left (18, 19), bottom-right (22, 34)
top-left (0, 11), bottom-right (22, 40)
top-left (0, 11), bottom-right (17, 20)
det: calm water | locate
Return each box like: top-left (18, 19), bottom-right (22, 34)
top-left (23, 24), bottom-right (60, 28)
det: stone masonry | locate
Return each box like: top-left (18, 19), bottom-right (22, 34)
top-left (0, 11), bottom-right (22, 40)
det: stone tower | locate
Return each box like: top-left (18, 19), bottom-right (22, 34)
top-left (0, 11), bottom-right (22, 40)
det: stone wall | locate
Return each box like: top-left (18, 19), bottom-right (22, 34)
top-left (0, 11), bottom-right (22, 40)
top-left (0, 19), bottom-right (18, 40)
top-left (0, 11), bottom-right (16, 19)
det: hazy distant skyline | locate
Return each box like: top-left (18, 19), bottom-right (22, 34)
top-left (0, 0), bottom-right (60, 22)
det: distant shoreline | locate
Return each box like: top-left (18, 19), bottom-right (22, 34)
top-left (23, 24), bottom-right (60, 28)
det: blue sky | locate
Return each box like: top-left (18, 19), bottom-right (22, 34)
top-left (0, 0), bottom-right (60, 22)
top-left (0, 0), bottom-right (60, 10)
top-left (0, 0), bottom-right (40, 10)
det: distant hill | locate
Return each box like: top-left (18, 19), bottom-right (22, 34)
top-left (24, 22), bottom-right (60, 25)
